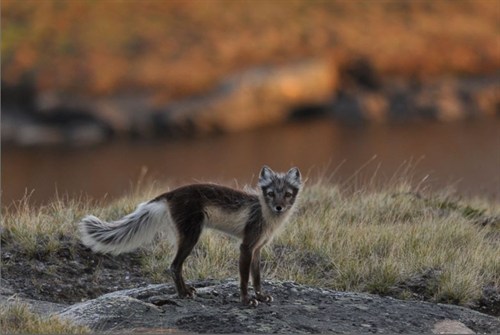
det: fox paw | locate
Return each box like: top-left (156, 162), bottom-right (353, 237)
top-left (256, 292), bottom-right (273, 303)
top-left (241, 296), bottom-right (259, 307)
top-left (178, 285), bottom-right (196, 298)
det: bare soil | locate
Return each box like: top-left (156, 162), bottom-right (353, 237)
top-left (1, 237), bottom-right (153, 304)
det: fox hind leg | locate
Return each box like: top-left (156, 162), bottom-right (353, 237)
top-left (169, 223), bottom-right (202, 298)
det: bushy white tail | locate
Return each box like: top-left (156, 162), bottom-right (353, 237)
top-left (79, 201), bottom-right (169, 255)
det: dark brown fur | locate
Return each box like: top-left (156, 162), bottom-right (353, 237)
top-left (152, 184), bottom-right (267, 304)
top-left (80, 167), bottom-right (301, 306)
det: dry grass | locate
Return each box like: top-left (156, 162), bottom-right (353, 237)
top-left (1, 179), bottom-right (159, 257)
top-left (275, 182), bottom-right (499, 305)
top-left (135, 179), bottom-right (500, 307)
top-left (2, 177), bottom-right (499, 309)
top-left (2, 195), bottom-right (90, 256)
top-left (0, 302), bottom-right (89, 334)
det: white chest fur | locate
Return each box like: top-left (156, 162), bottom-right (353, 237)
top-left (203, 206), bottom-right (250, 239)
top-left (256, 195), bottom-right (293, 247)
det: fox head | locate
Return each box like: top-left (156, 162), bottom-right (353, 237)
top-left (258, 165), bottom-right (302, 215)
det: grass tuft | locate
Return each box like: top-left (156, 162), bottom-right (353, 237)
top-left (0, 303), bottom-right (89, 334)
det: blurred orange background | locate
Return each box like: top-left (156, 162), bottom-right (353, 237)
top-left (1, 0), bottom-right (499, 205)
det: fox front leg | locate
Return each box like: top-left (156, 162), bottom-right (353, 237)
top-left (239, 244), bottom-right (259, 306)
top-left (251, 247), bottom-right (273, 303)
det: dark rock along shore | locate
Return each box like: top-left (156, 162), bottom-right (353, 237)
top-left (2, 60), bottom-right (499, 147)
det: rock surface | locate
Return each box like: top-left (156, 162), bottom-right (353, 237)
top-left (56, 280), bottom-right (500, 334)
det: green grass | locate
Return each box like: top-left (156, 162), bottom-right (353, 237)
top-left (2, 178), bottom-right (499, 309)
top-left (0, 302), bottom-right (89, 334)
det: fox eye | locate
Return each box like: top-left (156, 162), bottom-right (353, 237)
top-left (266, 191), bottom-right (275, 197)
top-left (285, 192), bottom-right (293, 198)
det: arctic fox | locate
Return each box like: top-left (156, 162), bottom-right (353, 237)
top-left (79, 166), bottom-right (302, 306)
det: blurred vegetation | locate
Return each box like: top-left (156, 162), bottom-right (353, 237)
top-left (2, 0), bottom-right (499, 102)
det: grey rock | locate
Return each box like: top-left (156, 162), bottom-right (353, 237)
top-left (58, 295), bottom-right (165, 331)
top-left (16, 123), bottom-right (66, 146)
top-left (56, 280), bottom-right (500, 334)
top-left (67, 123), bottom-right (108, 146)
top-left (332, 76), bottom-right (500, 124)
top-left (415, 80), bottom-right (467, 122)
top-left (432, 320), bottom-right (475, 334)
top-left (36, 92), bottom-right (155, 136)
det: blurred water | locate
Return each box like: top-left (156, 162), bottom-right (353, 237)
top-left (2, 118), bottom-right (499, 206)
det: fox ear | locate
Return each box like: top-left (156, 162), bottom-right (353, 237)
top-left (286, 167), bottom-right (302, 187)
top-left (259, 165), bottom-right (275, 186)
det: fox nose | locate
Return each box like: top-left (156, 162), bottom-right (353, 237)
top-left (275, 205), bottom-right (283, 212)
